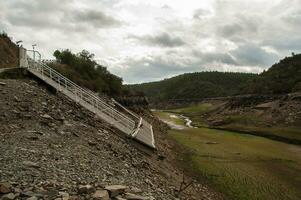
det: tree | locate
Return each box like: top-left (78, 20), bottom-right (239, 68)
top-left (79, 50), bottom-right (94, 60)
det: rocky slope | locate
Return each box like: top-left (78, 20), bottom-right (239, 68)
top-left (0, 77), bottom-right (221, 200)
top-left (0, 35), bottom-right (18, 69)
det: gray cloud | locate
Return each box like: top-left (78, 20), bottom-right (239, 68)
top-left (3, 1), bottom-right (121, 30)
top-left (128, 33), bottom-right (186, 48)
top-left (68, 10), bottom-right (122, 28)
top-left (193, 8), bottom-right (212, 19)
top-left (282, 10), bottom-right (301, 26)
top-left (231, 44), bottom-right (278, 67)
top-left (219, 23), bottom-right (243, 38)
top-left (193, 51), bottom-right (237, 65)
top-left (263, 37), bottom-right (301, 52)
top-left (1, 0), bottom-right (301, 83)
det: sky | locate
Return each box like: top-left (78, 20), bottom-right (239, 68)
top-left (1, 0), bottom-right (300, 83)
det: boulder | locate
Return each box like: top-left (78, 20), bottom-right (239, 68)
top-left (1, 193), bottom-right (16, 200)
top-left (92, 190), bottom-right (109, 200)
top-left (59, 192), bottom-right (70, 200)
top-left (40, 114), bottom-right (53, 120)
top-left (124, 193), bottom-right (148, 200)
top-left (78, 185), bottom-right (94, 194)
top-left (22, 161), bottom-right (40, 168)
top-left (105, 185), bottom-right (127, 197)
top-left (26, 197), bottom-right (38, 200)
top-left (0, 183), bottom-right (12, 194)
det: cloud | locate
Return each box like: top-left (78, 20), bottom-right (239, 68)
top-left (231, 44), bottom-right (278, 66)
top-left (67, 10), bottom-right (122, 28)
top-left (193, 8), bottom-right (213, 19)
top-left (128, 33), bottom-right (186, 48)
top-left (1, 0), bottom-right (301, 83)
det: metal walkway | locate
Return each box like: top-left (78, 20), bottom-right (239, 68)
top-left (18, 47), bottom-right (155, 149)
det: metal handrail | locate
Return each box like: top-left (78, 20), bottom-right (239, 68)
top-left (26, 55), bottom-right (137, 130)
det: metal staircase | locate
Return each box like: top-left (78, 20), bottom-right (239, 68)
top-left (19, 47), bottom-right (155, 149)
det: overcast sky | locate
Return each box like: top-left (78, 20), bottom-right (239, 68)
top-left (1, 0), bottom-right (300, 83)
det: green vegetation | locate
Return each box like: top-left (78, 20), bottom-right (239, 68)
top-left (154, 111), bottom-right (185, 126)
top-left (0, 31), bottom-right (8, 38)
top-left (172, 103), bottom-right (214, 114)
top-left (170, 127), bottom-right (301, 200)
top-left (245, 54), bottom-right (301, 94)
top-left (170, 103), bottom-right (217, 127)
top-left (167, 103), bottom-right (301, 143)
top-left (130, 54), bottom-right (301, 103)
top-left (221, 123), bottom-right (301, 142)
top-left (130, 72), bottom-right (257, 102)
top-left (52, 49), bottom-right (123, 96)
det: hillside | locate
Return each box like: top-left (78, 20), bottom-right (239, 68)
top-left (0, 33), bottom-right (18, 68)
top-left (245, 54), bottom-right (301, 94)
top-left (130, 54), bottom-right (301, 104)
top-left (129, 72), bottom-right (257, 102)
top-left (50, 49), bottom-right (123, 96)
top-left (0, 77), bottom-right (222, 200)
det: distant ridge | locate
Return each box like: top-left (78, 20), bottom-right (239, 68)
top-left (130, 54), bottom-right (301, 103)
top-left (129, 71), bottom-right (257, 102)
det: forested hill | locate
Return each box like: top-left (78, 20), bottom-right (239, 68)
top-left (129, 72), bottom-right (257, 102)
top-left (244, 54), bottom-right (301, 94)
top-left (130, 53), bottom-right (301, 103)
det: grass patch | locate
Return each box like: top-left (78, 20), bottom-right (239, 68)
top-left (171, 103), bottom-right (215, 114)
top-left (221, 123), bottom-right (301, 142)
top-left (169, 103), bottom-right (216, 127)
top-left (169, 127), bottom-right (301, 200)
top-left (153, 111), bottom-right (185, 126)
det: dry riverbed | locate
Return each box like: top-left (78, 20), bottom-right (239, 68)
top-left (154, 110), bottom-right (301, 200)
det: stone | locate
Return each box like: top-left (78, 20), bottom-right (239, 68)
top-left (88, 141), bottom-right (97, 146)
top-left (129, 187), bottom-right (142, 194)
top-left (22, 161), bottom-right (40, 168)
top-left (105, 185), bottom-right (127, 197)
top-left (0, 82), bottom-right (6, 86)
top-left (26, 197), bottom-right (38, 200)
top-left (0, 183), bottom-right (11, 194)
top-left (59, 192), bottom-right (70, 200)
top-left (1, 193), bottom-right (16, 200)
top-left (78, 185), bottom-right (94, 194)
top-left (115, 196), bottom-right (127, 200)
top-left (124, 193), bottom-right (148, 200)
top-left (41, 114), bottom-right (53, 120)
top-left (92, 190), bottom-right (109, 200)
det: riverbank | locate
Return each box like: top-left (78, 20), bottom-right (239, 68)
top-left (154, 110), bottom-right (301, 200)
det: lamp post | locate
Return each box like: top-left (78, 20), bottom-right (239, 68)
top-left (16, 41), bottom-right (23, 67)
top-left (32, 44), bottom-right (37, 61)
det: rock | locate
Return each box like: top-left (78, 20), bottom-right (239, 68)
top-left (88, 141), bottom-right (97, 146)
top-left (129, 187), bottom-right (142, 194)
top-left (0, 82), bottom-right (6, 86)
top-left (1, 193), bottom-right (16, 200)
top-left (13, 96), bottom-right (21, 102)
top-left (26, 135), bottom-right (39, 141)
top-left (59, 192), bottom-right (70, 200)
top-left (22, 161), bottom-right (40, 168)
top-left (124, 193), bottom-right (148, 200)
top-left (114, 196), bottom-right (127, 200)
top-left (105, 185), bottom-right (127, 197)
top-left (26, 197), bottom-right (38, 200)
top-left (0, 183), bottom-right (11, 194)
top-left (92, 190), bottom-right (109, 200)
top-left (78, 185), bottom-right (94, 194)
top-left (41, 114), bottom-right (53, 120)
